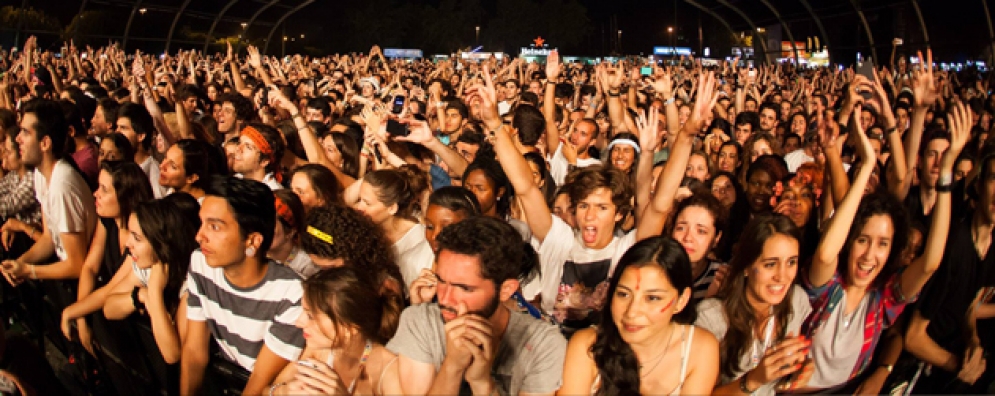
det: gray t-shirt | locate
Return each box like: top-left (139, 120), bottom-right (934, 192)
top-left (807, 292), bottom-right (870, 389)
top-left (695, 285), bottom-right (812, 396)
top-left (386, 303), bottom-right (567, 395)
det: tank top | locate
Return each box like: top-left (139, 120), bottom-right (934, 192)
top-left (591, 325), bottom-right (696, 395)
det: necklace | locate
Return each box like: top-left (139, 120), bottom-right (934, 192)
top-left (639, 325), bottom-right (679, 378)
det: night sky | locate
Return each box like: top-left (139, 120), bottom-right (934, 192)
top-left (1, 0), bottom-right (989, 62)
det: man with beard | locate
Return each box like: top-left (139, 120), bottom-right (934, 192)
top-left (387, 217), bottom-right (566, 395)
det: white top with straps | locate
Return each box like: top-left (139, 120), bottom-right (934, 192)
top-left (591, 325), bottom-right (696, 395)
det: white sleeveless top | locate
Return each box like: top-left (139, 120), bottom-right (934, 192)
top-left (591, 325), bottom-right (696, 395)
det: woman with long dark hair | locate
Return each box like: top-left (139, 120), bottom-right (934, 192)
top-left (158, 139), bottom-right (226, 202)
top-left (559, 236), bottom-right (719, 395)
top-left (268, 266), bottom-right (402, 395)
top-left (61, 161), bottom-right (154, 350)
top-left (695, 214), bottom-right (814, 395)
top-left (801, 105), bottom-right (966, 391)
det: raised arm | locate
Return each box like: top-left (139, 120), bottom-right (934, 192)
top-left (633, 108), bottom-right (661, 222)
top-left (543, 51), bottom-right (563, 153)
top-left (397, 118), bottom-right (468, 176)
top-left (899, 103), bottom-right (970, 297)
top-left (808, 105), bottom-right (877, 288)
top-left (246, 46), bottom-right (275, 88)
top-left (475, 75), bottom-right (554, 240)
top-left (897, 50), bottom-right (939, 200)
top-left (636, 71), bottom-right (719, 241)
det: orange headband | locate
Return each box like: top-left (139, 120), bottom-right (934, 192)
top-left (241, 126), bottom-right (282, 182)
top-left (274, 195), bottom-right (295, 230)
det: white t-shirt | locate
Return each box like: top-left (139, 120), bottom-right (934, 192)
top-left (233, 172), bottom-right (284, 190)
top-left (695, 285), bottom-right (813, 396)
top-left (139, 156), bottom-right (168, 199)
top-left (783, 149), bottom-right (814, 173)
top-left (538, 215), bottom-right (637, 328)
top-left (34, 159), bottom-right (97, 261)
top-left (393, 223), bottom-right (435, 289)
top-left (548, 142), bottom-right (602, 186)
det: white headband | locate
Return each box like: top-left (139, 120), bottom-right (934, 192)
top-left (607, 139), bottom-right (641, 154)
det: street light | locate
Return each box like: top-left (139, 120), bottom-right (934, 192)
top-left (301, 34), bottom-right (305, 39)
top-left (475, 26), bottom-right (480, 46)
top-left (139, 8), bottom-right (147, 15)
top-left (618, 30), bottom-right (622, 53)
top-left (241, 22), bottom-right (248, 29)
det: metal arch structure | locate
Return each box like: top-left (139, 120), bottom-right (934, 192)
top-left (756, 0), bottom-right (800, 64)
top-left (683, 0), bottom-right (742, 47)
top-left (164, 0), bottom-right (194, 53)
top-left (983, 0), bottom-right (995, 64)
top-left (203, 0), bottom-right (244, 52)
top-left (796, 0), bottom-right (833, 64)
top-left (244, 0), bottom-right (285, 34)
top-left (70, 0), bottom-right (90, 40)
top-left (849, 0), bottom-right (878, 62)
top-left (910, 0), bottom-right (930, 47)
top-left (121, 0), bottom-right (145, 51)
top-left (263, 0), bottom-right (315, 55)
top-left (712, 0), bottom-right (769, 63)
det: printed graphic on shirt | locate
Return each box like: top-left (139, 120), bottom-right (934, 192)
top-left (554, 258), bottom-right (611, 327)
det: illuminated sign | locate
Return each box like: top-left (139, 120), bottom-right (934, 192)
top-left (383, 48), bottom-right (423, 58)
top-left (520, 47), bottom-right (556, 56)
top-left (653, 47), bottom-right (692, 56)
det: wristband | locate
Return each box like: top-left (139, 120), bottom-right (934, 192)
top-left (935, 173), bottom-right (953, 192)
top-left (885, 126), bottom-right (898, 134)
top-left (608, 90), bottom-right (620, 97)
top-left (880, 364), bottom-right (894, 373)
top-left (28, 264), bottom-right (36, 280)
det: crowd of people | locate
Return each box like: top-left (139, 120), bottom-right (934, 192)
top-left (0, 34), bottom-right (992, 395)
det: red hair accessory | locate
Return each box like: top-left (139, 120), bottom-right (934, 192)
top-left (241, 126), bottom-right (282, 182)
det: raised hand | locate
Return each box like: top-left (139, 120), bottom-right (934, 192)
top-left (853, 105), bottom-right (876, 165)
top-left (545, 50), bottom-right (561, 81)
top-left (246, 45), bottom-right (263, 69)
top-left (684, 71), bottom-right (719, 135)
top-left (635, 107), bottom-right (660, 152)
top-left (911, 49), bottom-right (938, 109)
top-left (945, 101), bottom-right (973, 163)
top-left (651, 66), bottom-right (673, 99)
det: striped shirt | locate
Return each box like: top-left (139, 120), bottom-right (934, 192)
top-left (185, 250), bottom-right (305, 370)
top-left (692, 260), bottom-right (726, 300)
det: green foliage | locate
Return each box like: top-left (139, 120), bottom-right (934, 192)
top-left (0, 6), bottom-right (61, 33)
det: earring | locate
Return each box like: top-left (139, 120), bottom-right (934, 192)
top-left (245, 246), bottom-right (257, 257)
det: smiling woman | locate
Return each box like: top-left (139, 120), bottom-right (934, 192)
top-left (559, 236), bottom-right (720, 396)
top-left (694, 214), bottom-right (813, 396)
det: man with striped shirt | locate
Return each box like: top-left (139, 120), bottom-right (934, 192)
top-left (180, 176), bottom-right (304, 395)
